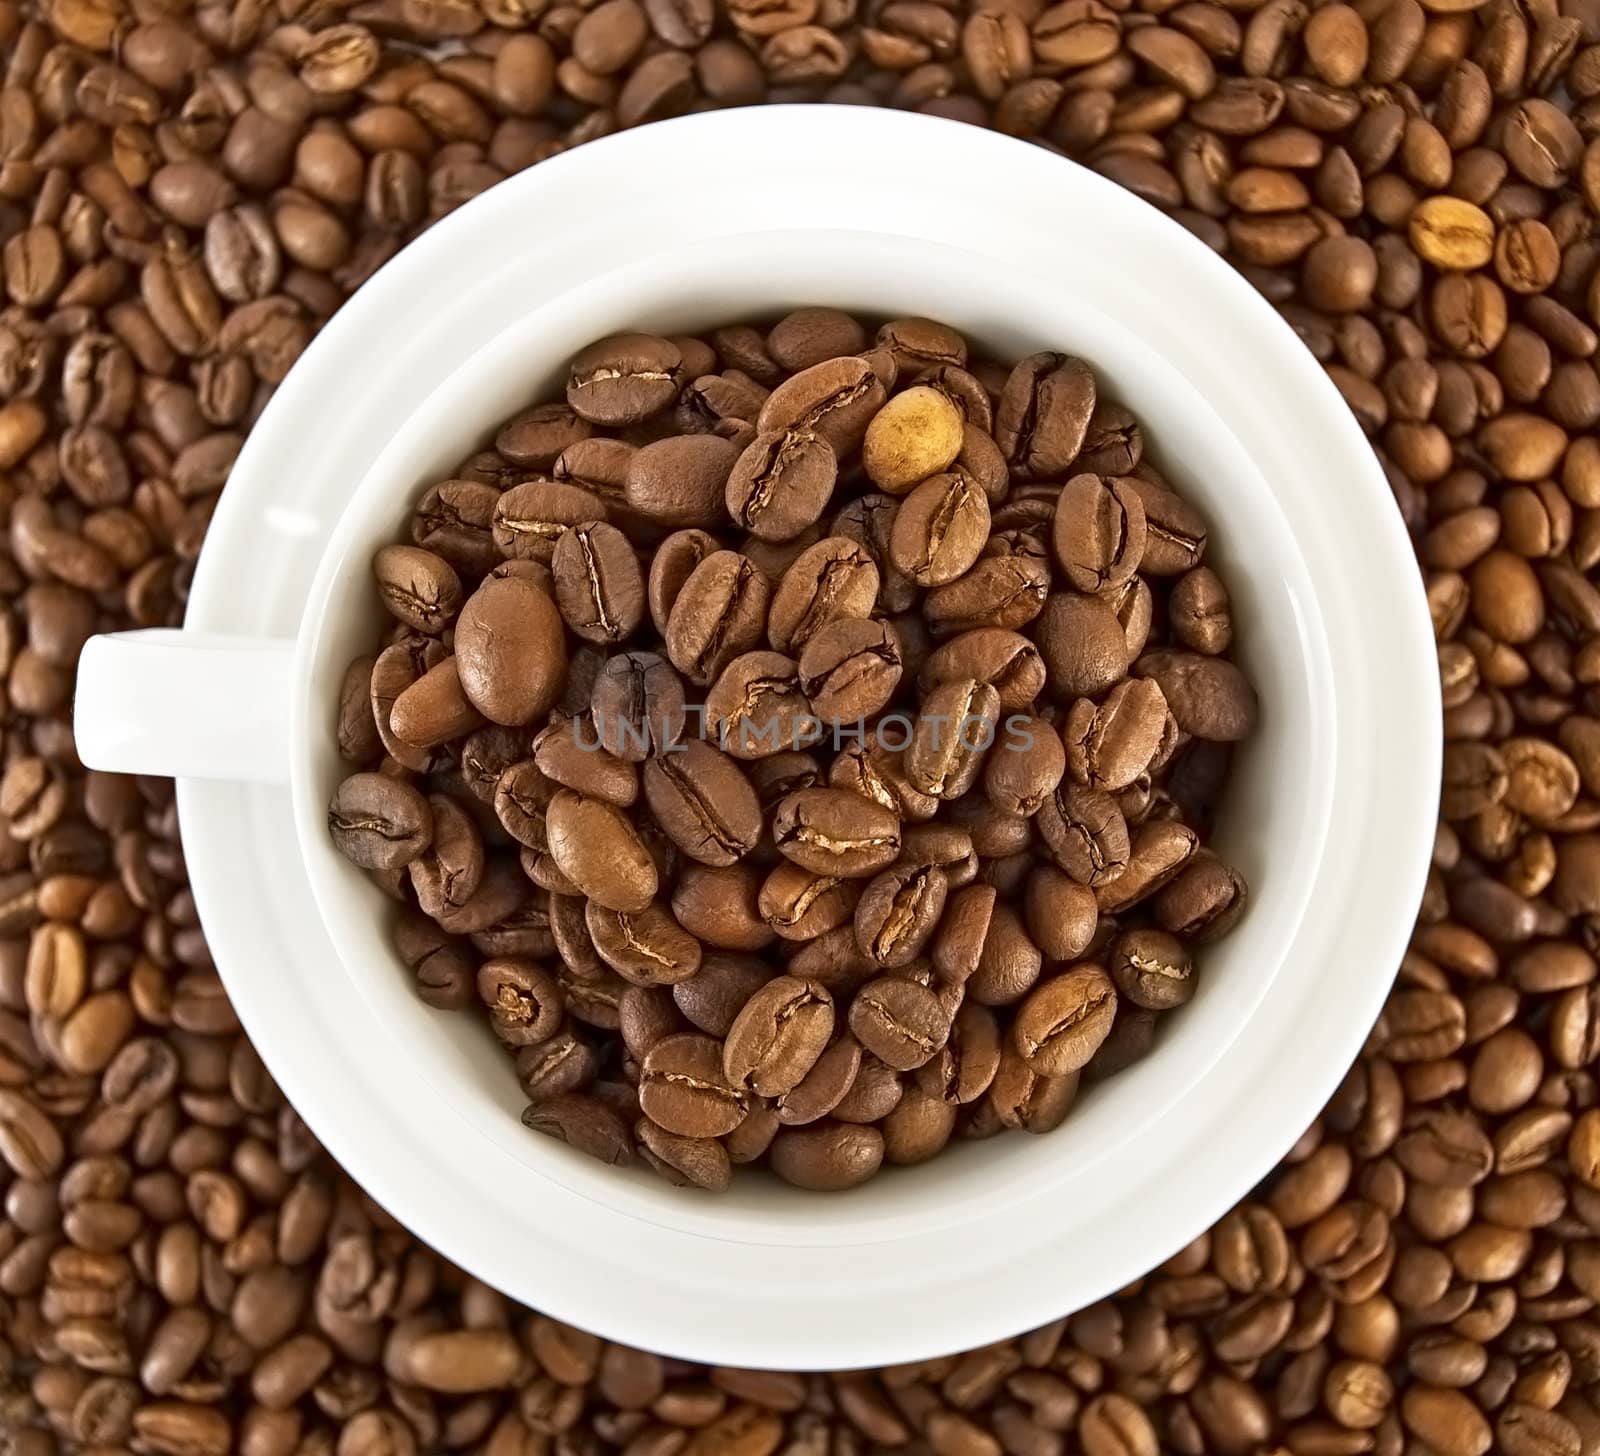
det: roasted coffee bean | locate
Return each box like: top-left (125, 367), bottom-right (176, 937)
top-left (641, 740), bottom-right (762, 866)
top-left (534, 720), bottom-right (638, 806)
top-left (327, 774), bottom-right (431, 871)
top-left (774, 1034), bottom-right (862, 1126)
top-left (990, 1049), bottom-right (1081, 1133)
top-left (454, 575), bottom-right (568, 726)
top-left (625, 434), bottom-right (740, 527)
top-left (888, 470), bottom-right (991, 587)
top-left (706, 651), bottom-right (813, 760)
top-left (412, 479), bottom-right (501, 575)
top-left (996, 353), bottom-right (1097, 478)
top-left (759, 862), bottom-right (860, 943)
top-left (726, 428), bottom-right (838, 542)
top-left (906, 680), bottom-right (1004, 802)
top-left (409, 794), bottom-right (486, 916)
top-left (1038, 782), bottom-right (1132, 887)
top-left (670, 953), bottom-right (769, 1039)
top-left (585, 900), bottom-right (702, 985)
top-left (921, 628), bottom-right (1049, 713)
top-left (493, 480), bottom-right (609, 563)
top-left (772, 788), bottom-right (902, 878)
top-left (639, 1033), bottom-right (746, 1138)
top-left (589, 651), bottom-right (687, 763)
top-left (1136, 650), bottom-right (1259, 741)
top-left (723, 976), bottom-right (835, 1095)
top-left (567, 333), bottom-right (682, 426)
top-left (1014, 966), bottom-right (1118, 1076)
top-left (544, 790), bottom-right (656, 914)
top-left (849, 977), bottom-right (951, 1070)
top-left (390, 658), bottom-right (484, 749)
top-left (478, 958), bottom-right (562, 1047)
top-left (1125, 474), bottom-right (1208, 574)
top-left (550, 521), bottom-right (646, 644)
top-left (984, 714), bottom-right (1067, 817)
top-left (758, 356), bottom-right (887, 456)
top-left (924, 554), bottom-right (1050, 635)
top-left (1053, 474), bottom-right (1147, 593)
top-left (1170, 567), bottom-right (1233, 655)
top-left (1037, 593), bottom-right (1131, 700)
top-left (1110, 928), bottom-right (1196, 1010)
top-left (521, 1093), bottom-right (633, 1166)
top-left (768, 537), bottom-right (880, 654)
top-left (372, 545), bottom-right (461, 634)
top-left (664, 549), bottom-right (772, 686)
top-left (1064, 678), bottom-right (1171, 791)
top-left (768, 1120), bottom-right (884, 1190)
top-left (854, 864), bottom-right (948, 968)
top-left (799, 617), bottom-right (902, 724)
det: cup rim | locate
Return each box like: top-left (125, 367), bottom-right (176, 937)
top-left (179, 106), bottom-right (1440, 1367)
top-left (287, 224), bottom-right (1335, 1246)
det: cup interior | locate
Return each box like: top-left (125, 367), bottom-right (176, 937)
top-left (291, 228), bottom-right (1335, 1246)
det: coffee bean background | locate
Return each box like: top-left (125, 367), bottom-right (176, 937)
top-left (0, 0), bottom-right (1598, 1440)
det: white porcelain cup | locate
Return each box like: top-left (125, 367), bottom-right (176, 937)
top-left (72, 107), bottom-right (1440, 1370)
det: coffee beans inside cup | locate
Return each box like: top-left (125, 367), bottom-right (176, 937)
top-left (329, 311), bottom-right (1258, 1192)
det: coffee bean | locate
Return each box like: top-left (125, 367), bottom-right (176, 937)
top-left (625, 434), bottom-right (740, 527)
top-left (641, 740), bottom-right (762, 867)
top-left (1014, 966), bottom-right (1118, 1076)
top-left (371, 544), bottom-right (461, 634)
top-left (726, 429), bottom-right (838, 542)
top-left (390, 657), bottom-right (484, 749)
top-left (758, 356), bottom-right (886, 456)
top-left (772, 788), bottom-right (901, 878)
top-left (493, 480), bottom-right (610, 564)
top-left (550, 522), bottom-right (646, 644)
top-left (1038, 782), bottom-right (1131, 887)
top-left (758, 862), bottom-right (858, 943)
top-left (409, 794), bottom-right (485, 916)
top-left (567, 333), bottom-right (682, 426)
top-left (671, 954), bottom-right (770, 1038)
top-left (477, 958), bottom-right (562, 1048)
top-left (861, 385), bottom-right (964, 494)
top-left (327, 774), bottom-right (431, 871)
top-left (1053, 474), bottom-right (1147, 594)
top-left (412, 479), bottom-right (500, 575)
top-left (544, 790), bottom-right (656, 913)
top-left (1135, 650), bottom-right (1259, 741)
top-left (1110, 928), bottom-right (1196, 1010)
top-left (640, 1033), bottom-right (746, 1138)
top-left (586, 900), bottom-right (702, 985)
top-left (706, 651), bottom-right (812, 761)
top-left (849, 977), bottom-right (951, 1070)
top-left (723, 976), bottom-right (834, 1096)
top-left (854, 864), bottom-right (948, 968)
top-left (996, 353), bottom-right (1097, 478)
top-left (888, 470), bottom-right (991, 587)
top-left (522, 1093), bottom-right (633, 1166)
top-left (798, 617), bottom-right (902, 724)
top-left (637, 1119), bottom-right (732, 1191)
top-left (454, 575), bottom-right (568, 726)
top-left (990, 1048), bottom-right (1080, 1133)
top-left (664, 549), bottom-right (772, 686)
top-left (1037, 593), bottom-right (1131, 701)
top-left (768, 537), bottom-right (880, 654)
top-left (768, 1120), bottom-right (884, 1190)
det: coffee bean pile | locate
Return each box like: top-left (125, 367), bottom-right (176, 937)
top-left (0, 0), bottom-right (1597, 1437)
top-left (329, 318), bottom-right (1258, 1192)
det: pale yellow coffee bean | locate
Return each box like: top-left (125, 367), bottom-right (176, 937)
top-left (1409, 196), bottom-right (1495, 270)
top-left (861, 386), bottom-right (964, 494)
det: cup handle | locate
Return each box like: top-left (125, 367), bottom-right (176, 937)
top-left (75, 629), bottom-right (296, 784)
